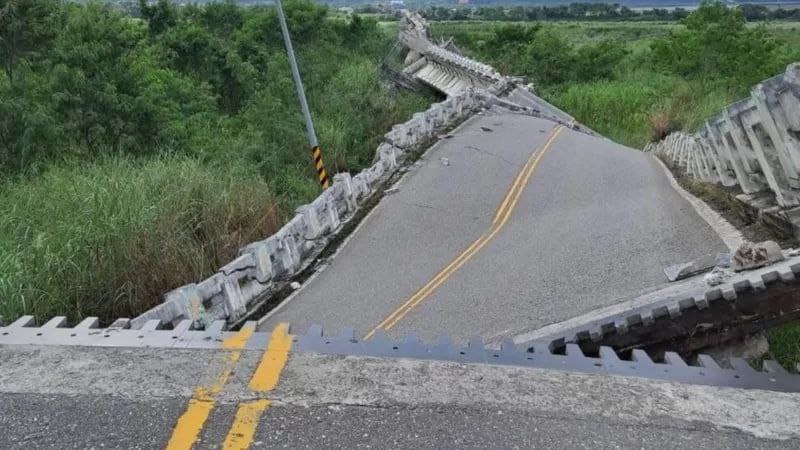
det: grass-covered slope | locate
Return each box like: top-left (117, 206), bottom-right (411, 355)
top-left (0, 0), bottom-right (433, 323)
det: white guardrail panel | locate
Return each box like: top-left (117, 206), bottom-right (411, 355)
top-left (647, 63), bottom-right (800, 210)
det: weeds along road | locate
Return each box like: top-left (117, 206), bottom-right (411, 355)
top-left (259, 107), bottom-right (726, 342)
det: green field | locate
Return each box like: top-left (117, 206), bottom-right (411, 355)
top-left (430, 13), bottom-right (800, 148)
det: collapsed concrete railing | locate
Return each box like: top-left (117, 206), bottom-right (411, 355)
top-left (393, 11), bottom-right (582, 131)
top-left (398, 12), bottom-right (506, 96)
top-left (645, 63), bottom-right (800, 237)
top-left (131, 90), bottom-right (497, 330)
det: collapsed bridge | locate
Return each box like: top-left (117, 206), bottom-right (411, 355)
top-left (2, 11), bottom-right (800, 449)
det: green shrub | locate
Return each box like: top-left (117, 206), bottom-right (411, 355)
top-left (573, 40), bottom-right (629, 82)
top-left (650, 1), bottom-right (784, 92)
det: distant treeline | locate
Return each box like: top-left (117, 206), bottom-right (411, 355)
top-left (417, 3), bottom-right (800, 22)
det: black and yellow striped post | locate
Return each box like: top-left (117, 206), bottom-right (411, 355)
top-left (275, 0), bottom-right (330, 190)
top-left (311, 146), bottom-right (330, 189)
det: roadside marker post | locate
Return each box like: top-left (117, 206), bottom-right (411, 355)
top-left (311, 145), bottom-right (330, 188)
top-left (275, 0), bottom-right (331, 189)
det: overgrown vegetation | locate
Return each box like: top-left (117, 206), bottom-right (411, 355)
top-left (421, 3), bottom-right (800, 23)
top-left (0, 0), bottom-right (432, 322)
top-left (423, 3), bottom-right (692, 22)
top-left (430, 1), bottom-right (800, 147)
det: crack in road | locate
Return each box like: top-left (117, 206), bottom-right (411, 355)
top-left (465, 145), bottom-right (516, 166)
top-left (397, 201), bottom-right (448, 213)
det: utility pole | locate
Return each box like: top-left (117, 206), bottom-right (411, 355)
top-left (275, 0), bottom-right (330, 189)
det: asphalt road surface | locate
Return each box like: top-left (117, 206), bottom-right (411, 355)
top-left (3, 344), bottom-right (798, 449)
top-left (260, 108), bottom-right (726, 342)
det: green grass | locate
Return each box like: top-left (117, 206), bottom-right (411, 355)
top-left (0, 156), bottom-right (282, 323)
top-left (548, 72), bottom-right (678, 146)
top-left (549, 73), bottom-right (733, 147)
top-left (768, 323), bottom-right (800, 371)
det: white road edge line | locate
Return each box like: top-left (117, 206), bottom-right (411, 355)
top-left (652, 155), bottom-right (744, 252)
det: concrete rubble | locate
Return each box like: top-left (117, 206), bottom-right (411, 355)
top-left (731, 240), bottom-right (784, 271)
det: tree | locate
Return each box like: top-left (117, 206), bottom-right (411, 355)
top-left (138, 0), bottom-right (176, 35)
top-left (0, 0), bottom-right (62, 82)
top-left (650, 1), bottom-right (781, 90)
top-left (0, 70), bottom-right (63, 173)
top-left (524, 29), bottom-right (575, 85)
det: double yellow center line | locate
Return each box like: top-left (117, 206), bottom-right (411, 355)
top-left (165, 323), bottom-right (293, 450)
top-left (165, 124), bottom-right (564, 448)
top-left (166, 324), bottom-right (256, 450)
top-left (222, 323), bottom-right (292, 449)
top-left (364, 125), bottom-right (564, 339)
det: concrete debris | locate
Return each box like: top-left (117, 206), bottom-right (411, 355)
top-left (290, 282), bottom-right (301, 290)
top-left (664, 253), bottom-right (717, 282)
top-left (703, 267), bottom-right (728, 286)
top-left (706, 332), bottom-right (770, 363)
top-left (437, 134), bottom-right (453, 139)
top-left (440, 157), bottom-right (450, 166)
top-left (384, 187), bottom-right (400, 195)
top-left (731, 240), bottom-right (784, 272)
top-left (664, 262), bottom-right (695, 282)
top-left (787, 248), bottom-right (800, 257)
top-left (715, 253), bottom-right (731, 268)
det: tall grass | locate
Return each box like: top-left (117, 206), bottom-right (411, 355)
top-left (549, 73), bottom-right (676, 146)
top-left (0, 156), bottom-right (281, 323)
top-left (550, 72), bottom-right (735, 147)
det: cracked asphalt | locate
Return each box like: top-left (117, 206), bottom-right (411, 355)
top-left (260, 108), bottom-right (726, 342)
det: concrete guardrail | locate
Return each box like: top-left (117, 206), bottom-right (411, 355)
top-left (645, 63), bottom-right (800, 237)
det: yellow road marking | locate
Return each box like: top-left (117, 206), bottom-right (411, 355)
top-left (221, 399), bottom-right (271, 450)
top-left (166, 325), bottom-right (256, 450)
top-left (248, 322), bottom-right (293, 392)
top-left (221, 323), bottom-right (293, 450)
top-left (364, 125), bottom-right (564, 339)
